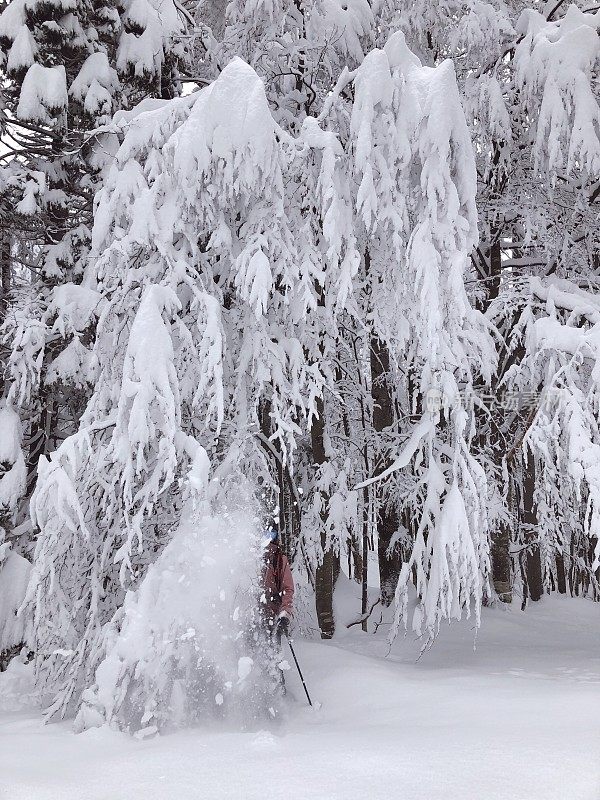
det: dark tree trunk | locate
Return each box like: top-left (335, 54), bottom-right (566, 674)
top-left (522, 459), bottom-right (543, 602)
top-left (347, 531), bottom-right (363, 584)
top-left (311, 395), bottom-right (338, 638)
top-left (376, 503), bottom-right (401, 606)
top-left (490, 240), bottom-right (512, 601)
top-left (491, 524), bottom-right (512, 602)
top-left (481, 238), bottom-right (513, 603)
top-left (555, 553), bottom-right (567, 595)
top-left (370, 335), bottom-right (402, 606)
top-left (315, 546), bottom-right (337, 639)
top-left (361, 485), bottom-right (369, 631)
top-left (0, 234), bottom-right (9, 318)
top-left (0, 233), bottom-right (10, 397)
top-left (487, 235), bottom-right (502, 303)
top-left (26, 395), bottom-right (54, 496)
top-left (22, 131), bottom-right (70, 497)
top-left (337, 374), bottom-right (362, 585)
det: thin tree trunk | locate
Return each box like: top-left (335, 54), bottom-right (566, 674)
top-left (0, 234), bottom-right (9, 319)
top-left (0, 233), bottom-right (11, 397)
top-left (361, 484), bottom-right (369, 631)
top-left (370, 335), bottom-right (401, 606)
top-left (343, 341), bottom-right (371, 629)
top-left (337, 370), bottom-right (362, 585)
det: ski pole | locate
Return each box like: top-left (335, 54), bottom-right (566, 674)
top-left (285, 634), bottom-right (313, 707)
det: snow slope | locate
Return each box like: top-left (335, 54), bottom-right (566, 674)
top-left (1, 595), bottom-right (598, 800)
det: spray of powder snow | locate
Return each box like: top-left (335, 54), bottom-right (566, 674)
top-left (75, 481), bottom-right (283, 735)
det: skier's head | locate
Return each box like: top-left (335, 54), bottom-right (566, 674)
top-left (262, 522), bottom-right (279, 548)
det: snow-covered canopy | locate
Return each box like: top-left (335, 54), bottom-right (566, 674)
top-left (24, 36), bottom-right (495, 718)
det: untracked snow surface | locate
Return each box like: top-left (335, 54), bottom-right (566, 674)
top-left (1, 594), bottom-right (598, 800)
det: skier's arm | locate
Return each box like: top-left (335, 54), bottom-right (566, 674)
top-left (280, 556), bottom-right (294, 617)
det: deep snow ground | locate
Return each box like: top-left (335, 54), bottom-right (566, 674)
top-left (1, 594), bottom-right (599, 800)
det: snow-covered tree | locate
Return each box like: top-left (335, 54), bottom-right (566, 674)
top-left (25, 57), bottom-right (337, 715)
top-left (0, 0), bottom-right (185, 542)
top-left (0, 401), bottom-right (29, 667)
top-left (25, 17), bottom-right (508, 713)
top-left (480, 4), bottom-right (600, 603)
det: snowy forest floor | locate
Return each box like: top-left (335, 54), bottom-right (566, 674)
top-left (1, 591), bottom-right (599, 800)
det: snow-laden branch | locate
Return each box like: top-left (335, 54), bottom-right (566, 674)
top-left (354, 418), bottom-right (434, 490)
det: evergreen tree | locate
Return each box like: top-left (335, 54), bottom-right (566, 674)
top-left (0, 0), bottom-right (185, 540)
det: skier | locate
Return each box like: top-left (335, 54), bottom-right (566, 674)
top-left (260, 524), bottom-right (294, 645)
top-left (253, 524), bottom-right (294, 699)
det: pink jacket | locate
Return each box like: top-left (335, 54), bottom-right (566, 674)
top-left (262, 542), bottom-right (294, 619)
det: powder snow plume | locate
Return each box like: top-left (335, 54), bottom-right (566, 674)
top-left (74, 479), bottom-right (278, 735)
